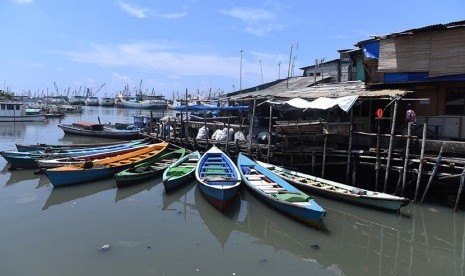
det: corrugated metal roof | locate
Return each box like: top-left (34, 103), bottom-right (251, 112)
top-left (228, 78), bottom-right (408, 100)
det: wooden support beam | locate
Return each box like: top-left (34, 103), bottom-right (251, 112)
top-left (414, 122), bottom-right (427, 203)
top-left (421, 145), bottom-right (444, 204)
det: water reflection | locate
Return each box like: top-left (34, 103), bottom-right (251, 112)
top-left (162, 180), bottom-right (196, 211)
top-left (114, 178), bottom-right (158, 203)
top-left (194, 186), bottom-right (240, 248)
top-left (2, 167), bottom-right (49, 188)
top-left (42, 180), bottom-right (114, 210)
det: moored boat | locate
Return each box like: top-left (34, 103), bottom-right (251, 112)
top-left (36, 143), bottom-right (149, 169)
top-left (45, 142), bottom-right (169, 187)
top-left (2, 140), bottom-right (149, 169)
top-left (114, 148), bottom-right (186, 188)
top-left (195, 146), bottom-right (241, 212)
top-left (15, 139), bottom-right (148, 152)
top-left (0, 101), bottom-right (46, 122)
top-left (58, 122), bottom-right (141, 140)
top-left (257, 160), bottom-right (410, 212)
top-left (163, 151), bottom-right (201, 191)
top-left (237, 153), bottom-right (326, 227)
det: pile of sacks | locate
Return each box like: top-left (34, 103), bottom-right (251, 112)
top-left (195, 126), bottom-right (247, 142)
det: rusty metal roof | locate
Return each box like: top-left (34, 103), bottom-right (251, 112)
top-left (227, 78), bottom-right (409, 100)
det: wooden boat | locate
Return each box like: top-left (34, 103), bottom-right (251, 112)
top-left (195, 146), bottom-right (241, 212)
top-left (114, 148), bottom-right (186, 188)
top-left (163, 151), bottom-right (201, 191)
top-left (237, 153), bottom-right (326, 227)
top-left (257, 160), bottom-right (410, 212)
top-left (36, 144), bottom-right (149, 169)
top-left (58, 122), bottom-right (141, 140)
top-left (45, 142), bottom-right (169, 187)
top-left (1, 140), bottom-right (148, 169)
top-left (16, 139), bottom-right (148, 152)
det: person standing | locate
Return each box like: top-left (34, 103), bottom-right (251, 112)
top-left (404, 103), bottom-right (417, 134)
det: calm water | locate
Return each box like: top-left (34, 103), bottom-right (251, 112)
top-left (0, 106), bottom-right (464, 276)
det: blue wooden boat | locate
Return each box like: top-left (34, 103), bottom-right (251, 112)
top-left (163, 151), bottom-right (201, 191)
top-left (257, 160), bottom-right (410, 212)
top-left (15, 139), bottom-right (147, 152)
top-left (195, 146), bottom-right (241, 212)
top-left (45, 142), bottom-right (169, 187)
top-left (1, 140), bottom-right (148, 169)
top-left (237, 153), bottom-right (326, 227)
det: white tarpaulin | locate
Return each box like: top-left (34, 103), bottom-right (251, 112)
top-left (269, 95), bottom-right (358, 112)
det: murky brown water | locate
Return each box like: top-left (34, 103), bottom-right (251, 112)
top-left (0, 106), bottom-right (463, 276)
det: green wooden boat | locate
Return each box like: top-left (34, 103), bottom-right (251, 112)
top-left (114, 148), bottom-right (186, 188)
top-left (162, 151), bottom-right (201, 191)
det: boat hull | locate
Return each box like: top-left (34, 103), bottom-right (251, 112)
top-left (58, 124), bottom-right (141, 140)
top-left (163, 151), bottom-right (200, 191)
top-left (115, 149), bottom-right (186, 188)
top-left (238, 154), bottom-right (325, 227)
top-left (195, 146), bottom-right (241, 212)
top-left (0, 115), bottom-right (46, 122)
top-left (46, 166), bottom-right (126, 187)
top-left (257, 161), bottom-right (410, 212)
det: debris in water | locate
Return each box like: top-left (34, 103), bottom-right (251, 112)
top-left (100, 244), bottom-right (111, 251)
top-left (310, 244), bottom-right (320, 250)
top-left (147, 245), bottom-right (151, 249)
top-left (258, 258), bottom-right (268, 264)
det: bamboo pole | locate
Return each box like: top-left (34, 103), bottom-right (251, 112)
top-left (414, 122), bottom-right (428, 202)
top-left (401, 122), bottom-right (412, 196)
top-left (266, 104), bottom-right (273, 163)
top-left (384, 99), bottom-right (398, 192)
top-left (421, 145), bottom-right (444, 204)
top-left (375, 119), bottom-right (381, 191)
top-left (248, 98), bottom-right (257, 156)
top-left (226, 114), bottom-right (231, 153)
top-left (204, 113), bottom-right (209, 149)
top-left (454, 165), bottom-right (465, 211)
top-left (346, 108), bottom-right (354, 184)
top-left (321, 134), bottom-right (328, 178)
top-left (185, 89), bottom-right (189, 147)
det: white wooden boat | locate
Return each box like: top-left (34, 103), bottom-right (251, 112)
top-left (257, 160), bottom-right (410, 212)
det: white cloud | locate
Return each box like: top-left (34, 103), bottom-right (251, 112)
top-left (220, 6), bottom-right (284, 36)
top-left (60, 41), bottom-right (245, 79)
top-left (153, 11), bottom-right (187, 19)
top-left (221, 7), bottom-right (275, 23)
top-left (118, 1), bottom-right (187, 20)
top-left (118, 1), bottom-right (149, 19)
top-left (12, 0), bottom-right (33, 4)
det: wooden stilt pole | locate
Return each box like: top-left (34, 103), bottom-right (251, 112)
top-left (375, 119), bottom-right (381, 191)
top-left (421, 145), bottom-right (444, 204)
top-left (321, 134), bottom-right (328, 178)
top-left (226, 113), bottom-right (231, 154)
top-left (454, 165), bottom-right (465, 211)
top-left (401, 122), bottom-right (412, 196)
top-left (414, 122), bottom-right (427, 202)
top-left (204, 113), bottom-right (209, 149)
top-left (180, 112), bottom-right (184, 145)
top-left (266, 104), bottom-right (273, 163)
top-left (384, 99), bottom-right (398, 192)
top-left (185, 89), bottom-right (189, 147)
top-left (346, 108), bottom-right (354, 184)
top-left (248, 98), bottom-right (257, 156)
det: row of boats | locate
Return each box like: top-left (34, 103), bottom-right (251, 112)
top-left (0, 139), bottom-right (410, 227)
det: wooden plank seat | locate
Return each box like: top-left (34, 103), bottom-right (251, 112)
top-left (246, 174), bottom-right (264, 180)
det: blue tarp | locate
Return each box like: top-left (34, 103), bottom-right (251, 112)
top-left (174, 105), bottom-right (249, 111)
top-left (384, 72), bottom-right (429, 83)
top-left (362, 40), bottom-right (380, 59)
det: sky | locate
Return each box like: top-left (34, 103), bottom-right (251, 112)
top-left (1, 0), bottom-right (464, 99)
